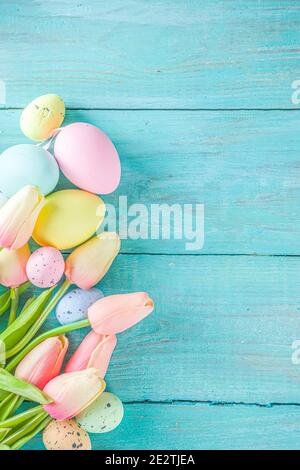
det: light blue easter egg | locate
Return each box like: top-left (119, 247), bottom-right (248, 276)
top-left (0, 144), bottom-right (59, 197)
top-left (55, 287), bottom-right (104, 325)
top-left (76, 392), bottom-right (124, 433)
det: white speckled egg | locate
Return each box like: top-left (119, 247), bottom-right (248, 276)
top-left (43, 419), bottom-right (91, 451)
top-left (55, 287), bottom-right (103, 325)
top-left (26, 247), bottom-right (65, 288)
top-left (76, 392), bottom-right (124, 433)
top-left (20, 94), bottom-right (65, 142)
top-left (0, 144), bottom-right (59, 198)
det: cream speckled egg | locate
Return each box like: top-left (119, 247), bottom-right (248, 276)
top-left (76, 392), bottom-right (124, 433)
top-left (20, 94), bottom-right (65, 142)
top-left (43, 419), bottom-right (91, 451)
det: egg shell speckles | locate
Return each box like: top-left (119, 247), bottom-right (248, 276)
top-left (76, 392), bottom-right (124, 434)
top-left (0, 144), bottom-right (59, 198)
top-left (56, 287), bottom-right (104, 325)
top-left (26, 247), bottom-right (65, 288)
top-left (43, 419), bottom-right (91, 451)
top-left (20, 94), bottom-right (65, 142)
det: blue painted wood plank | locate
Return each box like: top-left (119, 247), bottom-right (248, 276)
top-left (0, 109), bottom-right (299, 255)
top-left (23, 402), bottom-right (300, 450)
top-left (0, 0), bottom-right (299, 109)
top-left (2, 253), bottom-right (300, 405)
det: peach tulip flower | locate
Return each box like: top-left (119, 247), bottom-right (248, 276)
top-left (15, 336), bottom-right (68, 389)
top-left (0, 185), bottom-right (44, 250)
top-left (0, 244), bottom-right (31, 287)
top-left (65, 331), bottom-right (117, 378)
top-left (43, 368), bottom-right (105, 421)
top-left (65, 232), bottom-right (120, 289)
top-left (88, 292), bottom-right (154, 335)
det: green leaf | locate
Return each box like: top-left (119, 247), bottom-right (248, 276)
top-left (0, 292), bottom-right (11, 318)
top-left (0, 428), bottom-right (11, 441)
top-left (0, 369), bottom-right (50, 405)
top-left (11, 416), bottom-right (51, 450)
top-left (0, 393), bottom-right (19, 421)
top-left (2, 410), bottom-right (47, 446)
top-left (0, 405), bottom-right (43, 429)
top-left (0, 287), bottom-right (54, 351)
top-left (0, 444), bottom-right (10, 450)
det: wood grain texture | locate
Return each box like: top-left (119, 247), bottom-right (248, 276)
top-left (0, 0), bottom-right (299, 109)
top-left (1, 0), bottom-right (299, 451)
top-left (1, 253), bottom-right (299, 405)
top-left (1, 109), bottom-right (300, 255)
top-left (23, 402), bottom-right (300, 450)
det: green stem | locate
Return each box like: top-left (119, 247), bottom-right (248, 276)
top-left (0, 292), bottom-right (11, 318)
top-left (0, 405), bottom-right (43, 429)
top-left (7, 288), bottom-right (19, 326)
top-left (0, 393), bottom-right (18, 421)
top-left (6, 318), bottom-right (90, 373)
top-left (11, 416), bottom-right (51, 450)
top-left (5, 280), bottom-right (71, 359)
top-left (2, 409), bottom-right (47, 446)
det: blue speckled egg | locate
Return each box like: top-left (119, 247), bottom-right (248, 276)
top-left (56, 287), bottom-right (104, 325)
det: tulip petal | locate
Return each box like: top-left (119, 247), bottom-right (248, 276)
top-left (0, 245), bottom-right (30, 288)
top-left (43, 368), bottom-right (105, 421)
top-left (15, 336), bottom-right (68, 389)
top-left (65, 331), bottom-right (116, 378)
top-left (65, 232), bottom-right (120, 289)
top-left (0, 186), bottom-right (44, 250)
top-left (88, 292), bottom-right (154, 335)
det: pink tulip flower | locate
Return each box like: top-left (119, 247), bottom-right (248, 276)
top-left (15, 336), bottom-right (68, 389)
top-left (0, 244), bottom-right (31, 287)
top-left (65, 232), bottom-right (120, 289)
top-left (88, 292), bottom-right (154, 335)
top-left (0, 185), bottom-right (44, 250)
top-left (43, 368), bottom-right (105, 421)
top-left (65, 331), bottom-right (117, 378)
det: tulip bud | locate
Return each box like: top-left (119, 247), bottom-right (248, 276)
top-left (65, 331), bottom-right (117, 378)
top-left (65, 232), bottom-right (120, 289)
top-left (0, 245), bottom-right (30, 288)
top-left (15, 336), bottom-right (68, 389)
top-left (88, 292), bottom-right (154, 335)
top-left (43, 368), bottom-right (105, 421)
top-left (0, 185), bottom-right (44, 250)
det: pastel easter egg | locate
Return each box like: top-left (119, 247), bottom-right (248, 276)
top-left (54, 122), bottom-right (121, 194)
top-left (20, 94), bottom-right (65, 142)
top-left (26, 247), bottom-right (65, 288)
top-left (33, 189), bottom-right (105, 250)
top-left (56, 287), bottom-right (104, 325)
top-left (43, 419), bottom-right (91, 451)
top-left (76, 392), bottom-right (124, 434)
top-left (0, 144), bottom-right (59, 198)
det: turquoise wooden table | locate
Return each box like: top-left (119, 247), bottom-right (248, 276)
top-left (1, 0), bottom-right (300, 450)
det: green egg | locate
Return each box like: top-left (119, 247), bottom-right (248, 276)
top-left (20, 94), bottom-right (65, 142)
top-left (76, 392), bottom-right (124, 434)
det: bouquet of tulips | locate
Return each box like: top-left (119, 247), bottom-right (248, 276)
top-left (0, 95), bottom-right (154, 450)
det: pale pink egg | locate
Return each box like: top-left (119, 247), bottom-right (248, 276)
top-left (54, 122), bottom-right (121, 194)
top-left (26, 247), bottom-right (65, 288)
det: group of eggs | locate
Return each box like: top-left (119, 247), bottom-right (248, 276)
top-left (0, 95), bottom-right (124, 449)
top-left (0, 94), bottom-right (121, 253)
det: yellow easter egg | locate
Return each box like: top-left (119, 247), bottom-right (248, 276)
top-left (20, 94), bottom-right (65, 142)
top-left (33, 189), bottom-right (105, 250)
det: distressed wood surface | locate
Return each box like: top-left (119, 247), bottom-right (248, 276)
top-left (0, 0), bottom-right (300, 109)
top-left (0, 0), bottom-right (299, 451)
top-left (1, 109), bottom-right (300, 255)
top-left (23, 403), bottom-right (300, 450)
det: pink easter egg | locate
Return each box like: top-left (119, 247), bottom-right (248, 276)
top-left (26, 247), bottom-right (65, 288)
top-left (54, 123), bottom-right (121, 194)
